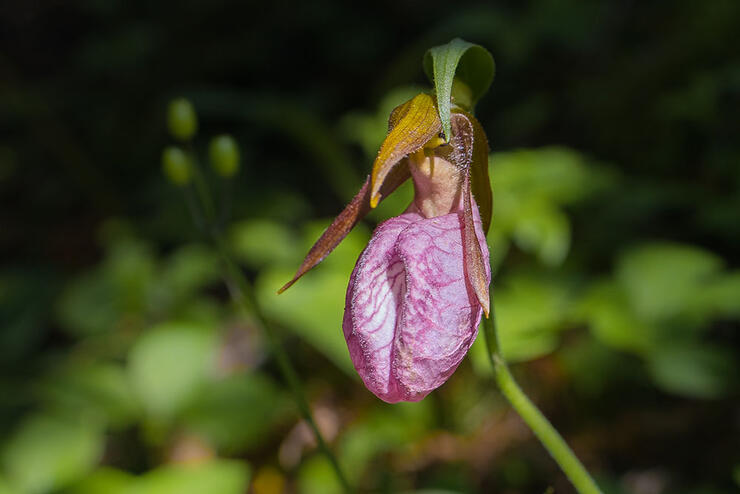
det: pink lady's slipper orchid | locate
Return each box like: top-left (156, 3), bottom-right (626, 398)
top-left (279, 89), bottom-right (492, 403)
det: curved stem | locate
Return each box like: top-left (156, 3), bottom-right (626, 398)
top-left (482, 304), bottom-right (603, 494)
top-left (213, 234), bottom-right (352, 493)
top-left (180, 159), bottom-right (352, 492)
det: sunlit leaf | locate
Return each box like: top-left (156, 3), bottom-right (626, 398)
top-left (339, 401), bottom-right (433, 481)
top-left (0, 477), bottom-right (20, 494)
top-left (259, 220), bottom-right (370, 374)
top-left (128, 460), bottom-right (249, 494)
top-left (491, 147), bottom-right (604, 208)
top-left (512, 201), bottom-right (571, 267)
top-left (159, 244), bottom-right (220, 300)
top-left (701, 271), bottom-right (740, 317)
top-left (494, 275), bottom-right (571, 362)
top-left (105, 238), bottom-right (157, 314)
top-left (230, 219), bottom-right (301, 268)
top-left (486, 226), bottom-right (510, 274)
top-left (183, 373), bottom-right (291, 453)
top-left (616, 243), bottom-right (723, 322)
top-left (64, 467), bottom-right (133, 494)
top-left (648, 344), bottom-right (737, 399)
top-left (40, 363), bottom-right (139, 429)
top-left (56, 270), bottom-right (118, 337)
top-left (1, 414), bottom-right (103, 494)
top-left (128, 322), bottom-right (218, 419)
top-left (297, 456), bottom-right (344, 494)
top-left (279, 162), bottom-right (409, 293)
top-left (576, 281), bottom-right (656, 353)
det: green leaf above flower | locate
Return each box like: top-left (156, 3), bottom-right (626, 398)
top-left (423, 38), bottom-right (495, 140)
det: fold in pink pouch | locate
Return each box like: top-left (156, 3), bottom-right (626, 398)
top-left (343, 203), bottom-right (490, 403)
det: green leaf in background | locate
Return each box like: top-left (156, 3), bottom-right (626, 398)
top-left (67, 461), bottom-right (250, 494)
top-left (0, 477), bottom-right (20, 494)
top-left (104, 238), bottom-right (157, 315)
top-left (183, 373), bottom-right (291, 454)
top-left (127, 460), bottom-right (249, 494)
top-left (558, 338), bottom-right (642, 398)
top-left (229, 219), bottom-right (302, 269)
top-left (492, 148), bottom-right (606, 206)
top-left (700, 271), bottom-right (740, 317)
top-left (576, 281), bottom-right (656, 353)
top-left (494, 275), bottom-right (571, 362)
top-left (511, 200), bottom-right (571, 266)
top-left (470, 274), bottom-right (571, 372)
top-left (488, 147), bottom-right (612, 267)
top-left (159, 244), bottom-right (220, 303)
top-left (647, 344), bottom-right (738, 399)
top-left (56, 270), bottom-right (118, 337)
top-left (339, 402), bottom-right (433, 483)
top-left (39, 362), bottom-right (139, 429)
top-left (486, 225), bottom-right (511, 274)
top-left (297, 456), bottom-right (344, 494)
top-left (616, 243), bottom-right (723, 323)
top-left (128, 322), bottom-right (218, 419)
top-left (1, 414), bottom-right (103, 494)
top-left (64, 467), bottom-right (133, 494)
top-left (423, 38), bottom-right (495, 140)
top-left (257, 220), bottom-right (370, 374)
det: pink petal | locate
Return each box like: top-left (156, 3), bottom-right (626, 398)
top-left (343, 205), bottom-right (490, 403)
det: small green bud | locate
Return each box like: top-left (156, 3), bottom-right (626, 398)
top-left (161, 146), bottom-right (191, 185)
top-left (167, 98), bottom-right (198, 141)
top-left (209, 134), bottom-right (240, 177)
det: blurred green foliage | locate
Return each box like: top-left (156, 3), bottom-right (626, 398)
top-left (1, 0), bottom-right (739, 493)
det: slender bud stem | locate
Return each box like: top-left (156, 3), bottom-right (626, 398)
top-left (186, 145), bottom-right (218, 228)
top-left (178, 166), bottom-right (352, 493)
top-left (482, 302), bottom-right (603, 494)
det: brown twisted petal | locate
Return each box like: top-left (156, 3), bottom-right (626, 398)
top-left (369, 93), bottom-right (442, 208)
top-left (461, 169), bottom-right (490, 316)
top-left (439, 113), bottom-right (491, 316)
top-left (278, 160), bottom-right (411, 294)
top-left (462, 111), bottom-right (492, 234)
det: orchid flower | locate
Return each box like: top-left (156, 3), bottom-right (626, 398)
top-left (278, 86), bottom-right (493, 402)
top-left (279, 39), bottom-right (495, 402)
top-left (273, 41), bottom-right (603, 494)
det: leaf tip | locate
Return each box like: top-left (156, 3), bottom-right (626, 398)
top-left (276, 280), bottom-right (294, 294)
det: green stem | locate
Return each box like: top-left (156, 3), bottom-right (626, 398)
top-left (482, 305), bottom-right (603, 494)
top-left (212, 234), bottom-right (352, 493)
top-left (178, 163), bottom-right (351, 492)
top-left (187, 144), bottom-right (218, 227)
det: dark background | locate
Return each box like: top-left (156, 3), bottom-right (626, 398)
top-left (1, 1), bottom-right (739, 493)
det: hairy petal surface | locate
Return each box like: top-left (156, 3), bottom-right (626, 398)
top-left (343, 205), bottom-right (490, 403)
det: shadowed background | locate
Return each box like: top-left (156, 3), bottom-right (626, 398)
top-left (1, 1), bottom-right (739, 493)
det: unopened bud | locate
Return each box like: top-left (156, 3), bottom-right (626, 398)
top-left (162, 146), bottom-right (190, 185)
top-left (167, 98), bottom-right (198, 141)
top-left (209, 134), bottom-right (240, 177)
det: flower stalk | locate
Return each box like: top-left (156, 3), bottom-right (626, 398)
top-left (482, 298), bottom-right (603, 494)
top-left (180, 150), bottom-right (352, 493)
top-left (212, 233), bottom-right (352, 493)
